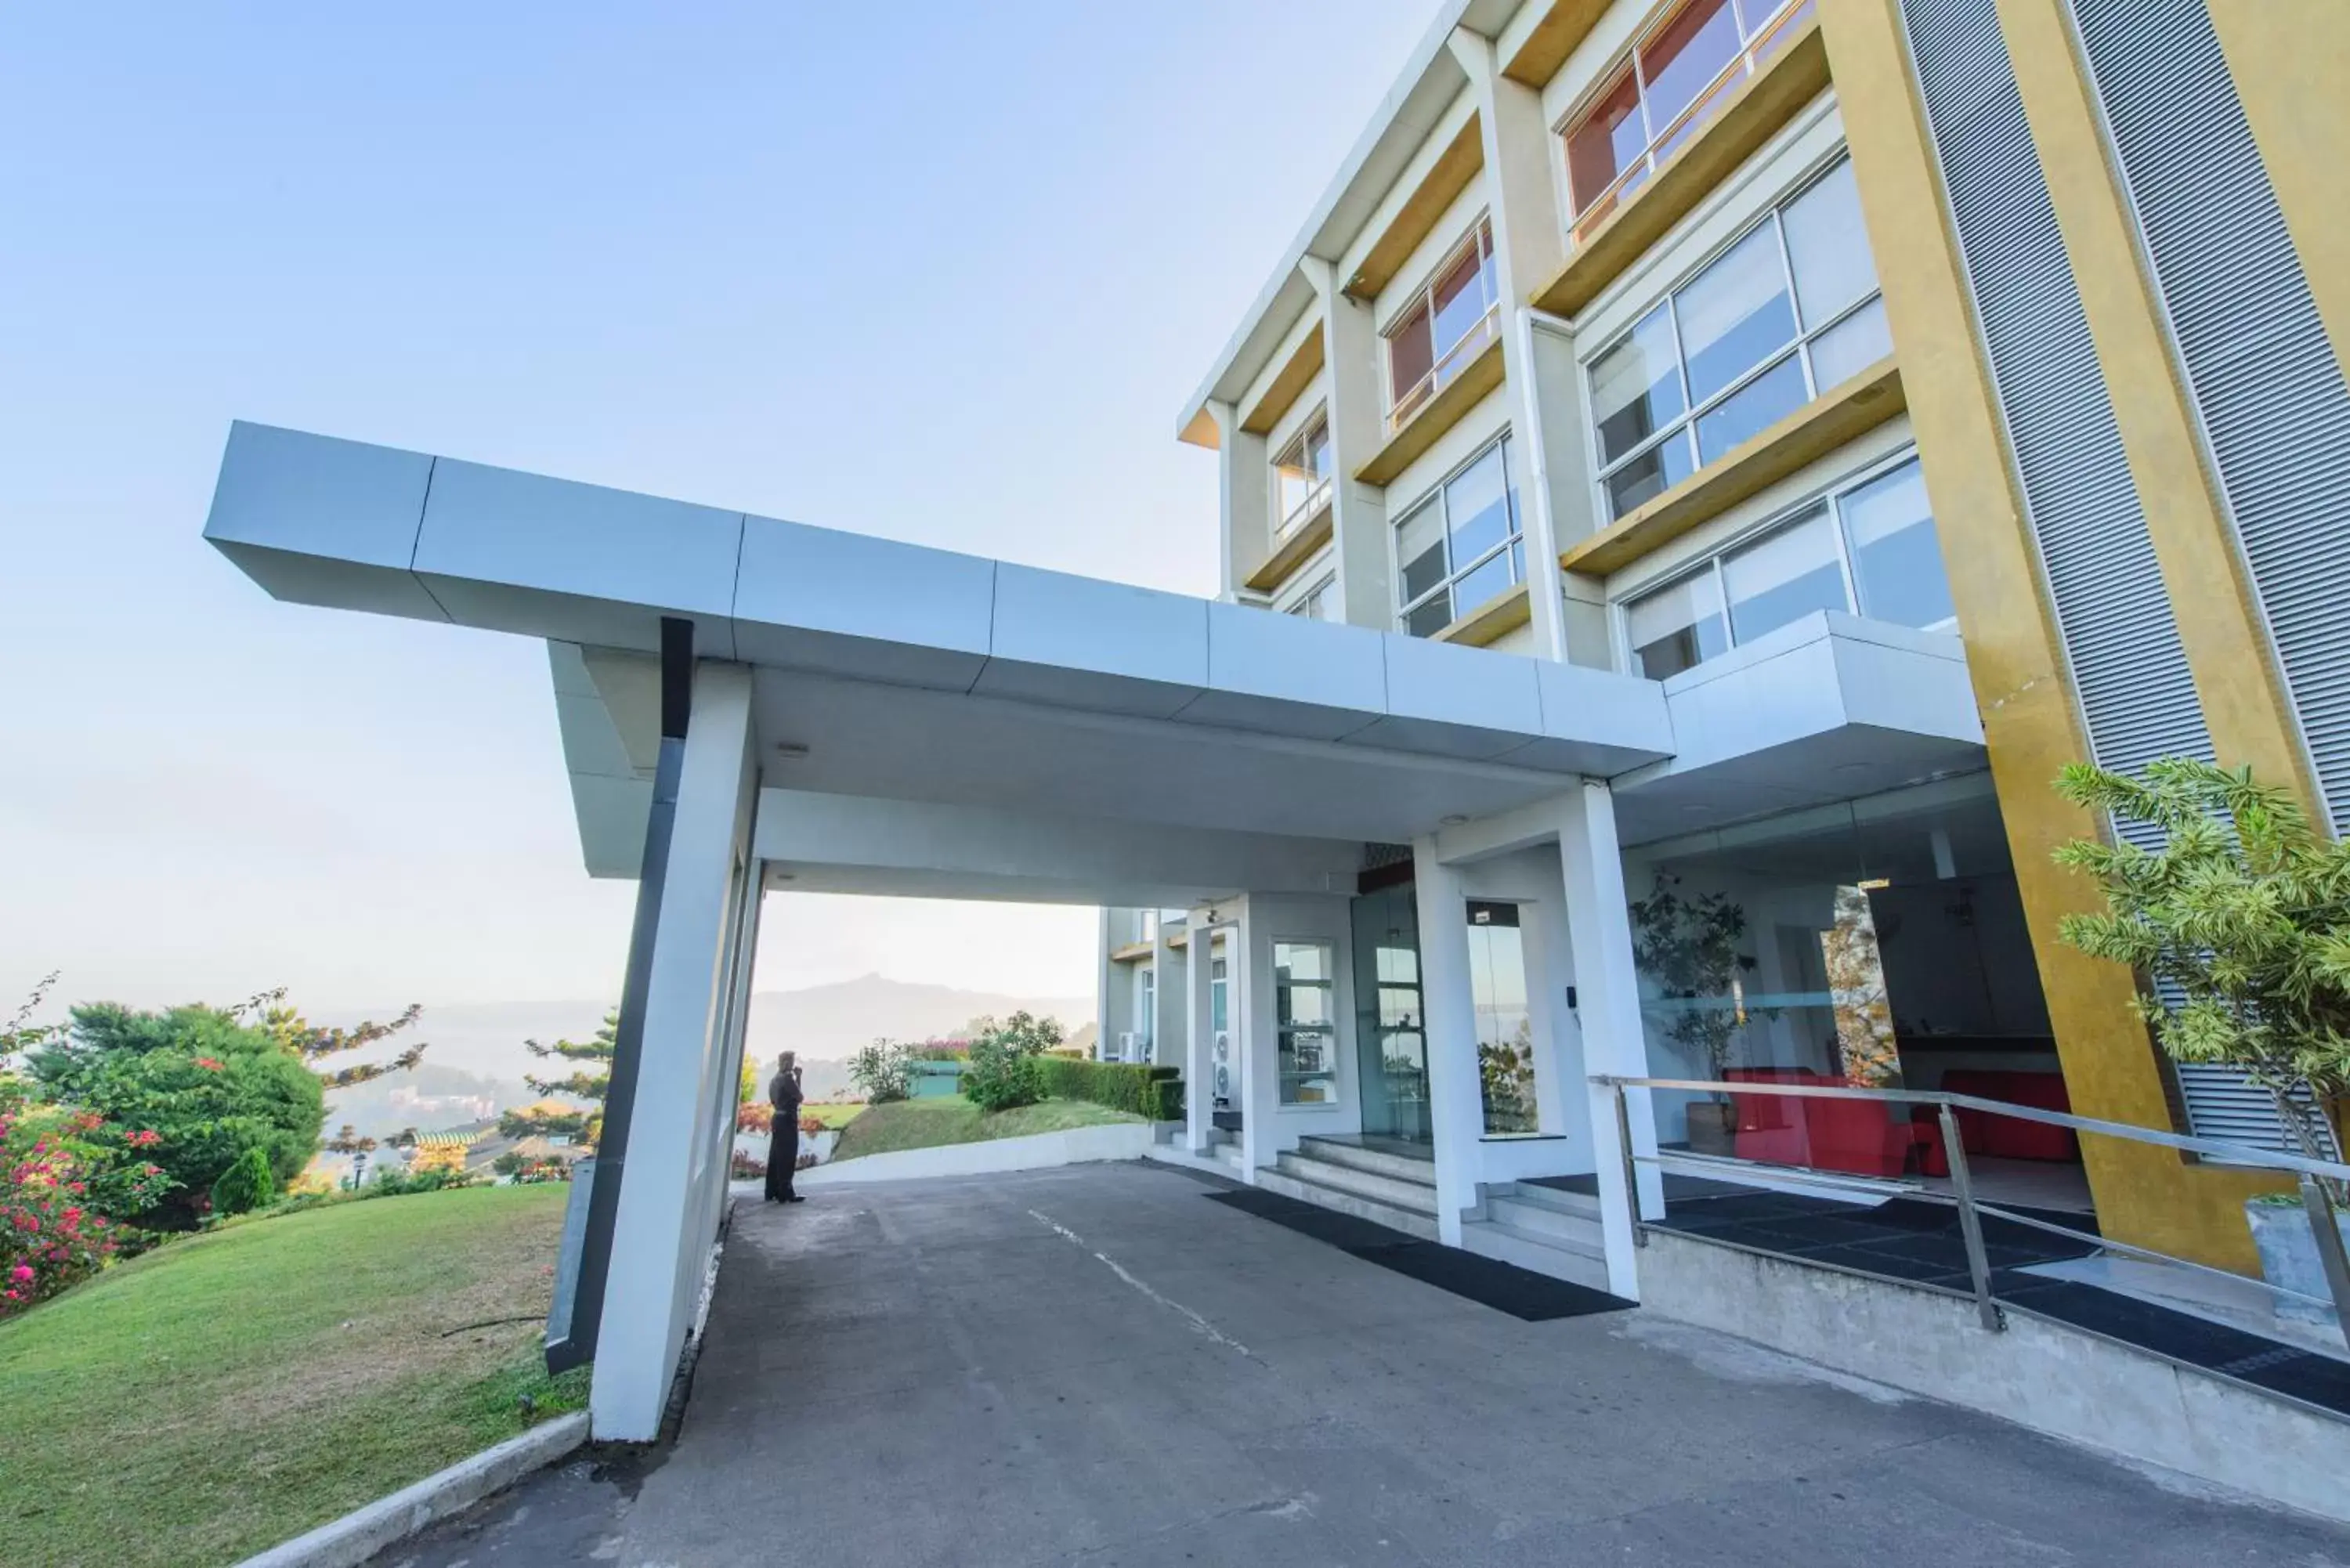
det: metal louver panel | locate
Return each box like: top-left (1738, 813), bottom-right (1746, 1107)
top-left (1899, 0), bottom-right (2213, 817)
top-left (2070, 0), bottom-right (2350, 838)
top-left (1893, 0), bottom-right (2319, 1152)
top-left (2066, 0), bottom-right (2350, 1160)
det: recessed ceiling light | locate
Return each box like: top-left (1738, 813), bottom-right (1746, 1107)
top-left (1440, 814), bottom-right (1470, 826)
top-left (774, 742), bottom-right (809, 758)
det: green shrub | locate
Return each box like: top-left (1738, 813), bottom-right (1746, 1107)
top-left (960, 1034), bottom-right (1043, 1112)
top-left (208, 1147), bottom-right (276, 1216)
top-left (1036, 1057), bottom-right (1184, 1121)
top-left (846, 1040), bottom-right (918, 1103)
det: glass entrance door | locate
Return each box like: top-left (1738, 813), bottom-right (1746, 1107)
top-left (1350, 881), bottom-right (1432, 1142)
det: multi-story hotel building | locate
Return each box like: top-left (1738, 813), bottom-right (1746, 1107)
top-left (204, 0), bottom-right (2350, 1441)
top-left (1100, 0), bottom-right (2350, 1278)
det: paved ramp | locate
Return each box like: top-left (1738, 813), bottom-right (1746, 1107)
top-left (379, 1163), bottom-right (2350, 1566)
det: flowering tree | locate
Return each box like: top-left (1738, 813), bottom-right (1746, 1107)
top-left (0, 1076), bottom-right (172, 1315)
top-left (26, 1004), bottom-right (324, 1229)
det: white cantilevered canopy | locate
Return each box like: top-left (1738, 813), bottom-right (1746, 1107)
top-left (204, 421), bottom-right (1688, 905)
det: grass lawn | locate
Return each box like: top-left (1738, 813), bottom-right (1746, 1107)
top-left (801, 1101), bottom-right (866, 1129)
top-left (0, 1185), bottom-right (584, 1568)
top-left (828, 1096), bottom-right (1138, 1162)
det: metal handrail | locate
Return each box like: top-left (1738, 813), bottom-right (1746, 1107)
top-left (1589, 1072), bottom-right (2350, 1339)
top-left (1593, 1073), bottom-right (2350, 1183)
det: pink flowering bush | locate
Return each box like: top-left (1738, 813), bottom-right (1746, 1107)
top-left (0, 1077), bottom-right (172, 1315)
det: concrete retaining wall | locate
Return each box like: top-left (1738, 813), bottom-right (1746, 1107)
top-left (797, 1122), bottom-right (1155, 1186)
top-left (1637, 1230), bottom-right (2350, 1525)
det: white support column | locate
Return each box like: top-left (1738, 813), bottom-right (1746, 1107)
top-left (1149, 916), bottom-right (1177, 1068)
top-left (1211, 402), bottom-right (1271, 603)
top-left (1449, 25), bottom-right (1575, 666)
top-left (1554, 780), bottom-right (1661, 1301)
top-left (1303, 258), bottom-right (1393, 631)
top-left (1237, 901), bottom-right (1280, 1178)
top-left (1186, 912), bottom-right (1216, 1155)
top-left (592, 661), bottom-right (757, 1442)
top-left (1412, 838), bottom-right (1485, 1246)
top-left (1094, 906), bottom-right (1115, 1064)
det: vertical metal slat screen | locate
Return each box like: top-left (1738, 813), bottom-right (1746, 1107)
top-left (1893, 0), bottom-right (2314, 1151)
top-left (2069, 0), bottom-right (2350, 1157)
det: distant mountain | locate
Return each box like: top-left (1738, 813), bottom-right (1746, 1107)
top-left (310, 974), bottom-right (1096, 1116)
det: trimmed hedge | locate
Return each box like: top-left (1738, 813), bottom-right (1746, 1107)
top-left (1036, 1057), bottom-right (1184, 1122)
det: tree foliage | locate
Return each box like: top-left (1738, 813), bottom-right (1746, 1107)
top-left (501, 1010), bottom-right (616, 1149)
top-left (26, 1004), bottom-right (325, 1228)
top-left (2052, 757), bottom-right (2350, 1182)
top-left (237, 991), bottom-right (428, 1090)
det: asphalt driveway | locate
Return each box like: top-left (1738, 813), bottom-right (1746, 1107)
top-left (378, 1161), bottom-right (2350, 1566)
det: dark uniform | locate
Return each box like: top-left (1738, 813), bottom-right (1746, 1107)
top-left (765, 1067), bottom-right (805, 1202)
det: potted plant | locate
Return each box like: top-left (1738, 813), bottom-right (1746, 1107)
top-left (1630, 876), bottom-right (1759, 1158)
top-left (2052, 759), bottom-right (2350, 1315)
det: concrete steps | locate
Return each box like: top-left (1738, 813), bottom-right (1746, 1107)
top-left (1461, 1180), bottom-right (1611, 1291)
top-left (1253, 1167), bottom-right (1441, 1241)
top-left (1250, 1138), bottom-right (1440, 1243)
top-left (1275, 1148), bottom-right (1439, 1214)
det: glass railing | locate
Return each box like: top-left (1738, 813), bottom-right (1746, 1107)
top-left (1568, 0), bottom-right (1815, 247)
top-left (1387, 303), bottom-right (1501, 436)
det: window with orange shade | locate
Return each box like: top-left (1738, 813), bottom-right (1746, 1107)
top-left (1383, 222), bottom-right (1499, 428)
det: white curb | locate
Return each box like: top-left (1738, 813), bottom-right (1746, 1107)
top-left (235, 1410), bottom-right (591, 1568)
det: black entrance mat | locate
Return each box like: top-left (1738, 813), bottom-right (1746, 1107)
top-left (1206, 1187), bottom-right (1635, 1322)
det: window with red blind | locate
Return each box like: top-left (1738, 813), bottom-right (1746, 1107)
top-left (1558, 0), bottom-right (1810, 237)
top-left (1383, 223), bottom-right (1499, 427)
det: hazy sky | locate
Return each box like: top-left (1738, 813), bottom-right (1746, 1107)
top-left (0, 3), bottom-right (1430, 1015)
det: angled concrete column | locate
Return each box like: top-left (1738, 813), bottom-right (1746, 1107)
top-left (1412, 838), bottom-right (1484, 1246)
top-left (593, 661), bottom-right (757, 1441)
top-left (1554, 781), bottom-right (1660, 1300)
top-left (689, 851), bottom-right (763, 1258)
top-left (1186, 911), bottom-right (1217, 1154)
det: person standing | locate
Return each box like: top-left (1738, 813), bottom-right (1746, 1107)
top-left (765, 1053), bottom-right (806, 1204)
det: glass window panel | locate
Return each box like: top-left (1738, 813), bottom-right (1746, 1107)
top-left (1628, 570), bottom-right (1730, 678)
top-left (1566, 68), bottom-right (1647, 215)
top-left (1444, 443), bottom-right (1512, 565)
top-left (1275, 940), bottom-right (1338, 1107)
top-left (1781, 160), bottom-right (1878, 329)
top-left (1466, 903), bottom-right (1536, 1134)
top-left (1591, 305), bottom-right (1687, 464)
top-left (1388, 304), bottom-right (1434, 406)
top-left (1396, 498), bottom-right (1448, 605)
top-left (1723, 510), bottom-right (1849, 641)
top-left (1307, 420), bottom-right (1334, 483)
top-left (1604, 432), bottom-right (1697, 518)
top-left (1694, 352), bottom-right (1808, 462)
top-left (1430, 239), bottom-right (1492, 364)
top-left (1806, 296), bottom-right (1892, 390)
top-left (1840, 460), bottom-right (1954, 629)
top-left (1452, 549), bottom-right (1513, 617)
top-left (1405, 594), bottom-right (1453, 638)
top-left (1640, 0), bottom-right (1744, 153)
top-left (1676, 224), bottom-right (1799, 405)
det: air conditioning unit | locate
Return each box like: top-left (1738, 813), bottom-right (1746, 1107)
top-left (1114, 1031), bottom-right (1140, 1063)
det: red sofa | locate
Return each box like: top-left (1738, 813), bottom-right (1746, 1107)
top-left (1919, 1068), bottom-right (2077, 1174)
top-left (1725, 1066), bottom-right (1926, 1177)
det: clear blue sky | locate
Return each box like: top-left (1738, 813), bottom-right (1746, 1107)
top-left (0, 2), bottom-right (1431, 1013)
